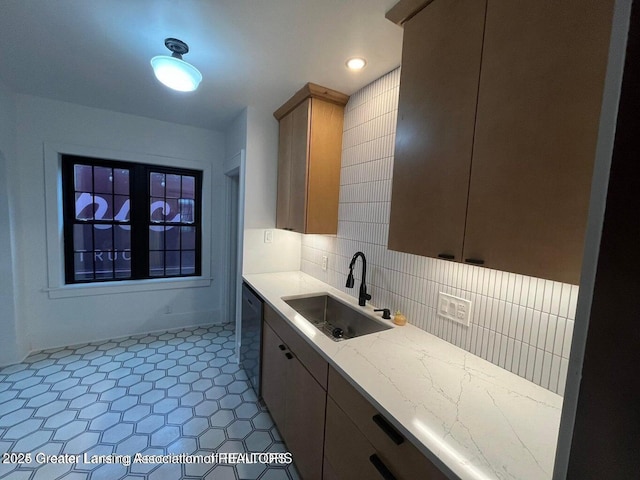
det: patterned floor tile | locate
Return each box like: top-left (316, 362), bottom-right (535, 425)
top-left (0, 324), bottom-right (299, 479)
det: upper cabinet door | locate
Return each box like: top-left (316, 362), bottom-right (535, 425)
top-left (463, 0), bottom-right (615, 283)
top-left (306, 99), bottom-right (344, 234)
top-left (388, 0), bottom-right (487, 261)
top-left (288, 99), bottom-right (311, 233)
top-left (276, 111), bottom-right (293, 230)
top-left (275, 99), bottom-right (311, 233)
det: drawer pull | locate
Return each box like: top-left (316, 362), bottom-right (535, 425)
top-left (464, 258), bottom-right (485, 265)
top-left (285, 352), bottom-right (294, 360)
top-left (369, 454), bottom-right (396, 480)
top-left (372, 414), bottom-right (404, 445)
top-left (278, 344), bottom-right (286, 351)
top-left (437, 253), bottom-right (455, 260)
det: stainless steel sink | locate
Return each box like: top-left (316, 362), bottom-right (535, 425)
top-left (284, 294), bottom-right (392, 341)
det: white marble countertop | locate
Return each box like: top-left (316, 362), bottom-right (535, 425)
top-left (243, 271), bottom-right (563, 480)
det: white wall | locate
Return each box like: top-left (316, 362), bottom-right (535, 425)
top-left (0, 81), bottom-right (23, 365)
top-left (240, 105), bottom-right (301, 274)
top-left (243, 228), bottom-right (301, 274)
top-left (225, 108), bottom-right (248, 172)
top-left (9, 94), bottom-right (226, 356)
top-left (302, 69), bottom-right (577, 395)
top-left (244, 106), bottom-right (278, 229)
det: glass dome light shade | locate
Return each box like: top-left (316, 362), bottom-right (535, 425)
top-left (150, 55), bottom-right (202, 92)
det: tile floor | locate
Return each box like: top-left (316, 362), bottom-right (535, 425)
top-left (0, 324), bottom-right (300, 480)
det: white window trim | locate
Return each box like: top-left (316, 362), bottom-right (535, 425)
top-left (43, 142), bottom-right (213, 299)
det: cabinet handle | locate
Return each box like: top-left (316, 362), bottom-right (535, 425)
top-left (464, 258), bottom-right (485, 265)
top-left (285, 352), bottom-right (294, 360)
top-left (369, 454), bottom-right (396, 480)
top-left (278, 344), bottom-right (286, 351)
top-left (437, 253), bottom-right (455, 260)
top-left (372, 414), bottom-right (404, 445)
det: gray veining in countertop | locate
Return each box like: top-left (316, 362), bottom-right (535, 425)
top-left (244, 271), bottom-right (563, 480)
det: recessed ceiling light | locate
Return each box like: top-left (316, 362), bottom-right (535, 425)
top-left (346, 57), bottom-right (367, 71)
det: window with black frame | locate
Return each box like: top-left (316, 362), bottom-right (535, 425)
top-left (61, 155), bottom-right (202, 284)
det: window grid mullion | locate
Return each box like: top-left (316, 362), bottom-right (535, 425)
top-left (164, 174), bottom-right (167, 277)
top-left (111, 167), bottom-right (116, 280)
top-left (90, 165), bottom-right (96, 281)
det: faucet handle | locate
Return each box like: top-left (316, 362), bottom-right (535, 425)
top-left (374, 308), bottom-right (391, 320)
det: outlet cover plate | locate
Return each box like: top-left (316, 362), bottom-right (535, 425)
top-left (437, 292), bottom-right (471, 327)
top-left (321, 256), bottom-right (328, 271)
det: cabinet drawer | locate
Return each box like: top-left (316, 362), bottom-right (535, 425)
top-left (265, 305), bottom-right (328, 389)
top-left (325, 397), bottom-right (394, 480)
top-left (328, 367), bottom-right (447, 479)
top-left (322, 457), bottom-right (339, 480)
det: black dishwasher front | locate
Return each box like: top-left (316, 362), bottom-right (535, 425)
top-left (240, 282), bottom-right (263, 397)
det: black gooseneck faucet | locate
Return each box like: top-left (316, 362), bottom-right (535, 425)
top-left (346, 251), bottom-right (371, 306)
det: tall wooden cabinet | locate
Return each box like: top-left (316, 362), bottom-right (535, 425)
top-left (274, 83), bottom-right (349, 234)
top-left (387, 0), bottom-right (615, 284)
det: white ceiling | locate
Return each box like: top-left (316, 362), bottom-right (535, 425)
top-left (0, 0), bottom-right (403, 131)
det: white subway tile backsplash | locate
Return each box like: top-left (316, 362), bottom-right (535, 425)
top-left (541, 351), bottom-right (553, 390)
top-left (549, 354), bottom-right (562, 393)
top-left (553, 316), bottom-right (566, 357)
top-left (563, 320), bottom-right (574, 359)
top-left (569, 285), bottom-right (579, 320)
top-left (518, 343), bottom-right (528, 378)
top-left (558, 357), bottom-right (570, 396)
top-left (537, 313), bottom-right (549, 349)
top-left (529, 352), bottom-right (542, 383)
top-left (300, 68), bottom-right (576, 395)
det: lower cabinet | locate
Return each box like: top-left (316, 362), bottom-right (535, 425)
top-left (324, 396), bottom-right (387, 480)
top-left (261, 305), bottom-right (446, 480)
top-left (325, 366), bottom-right (448, 480)
top-left (261, 306), bottom-right (328, 480)
top-left (260, 322), bottom-right (288, 435)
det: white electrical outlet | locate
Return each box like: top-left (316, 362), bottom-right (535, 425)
top-left (264, 230), bottom-right (273, 243)
top-left (437, 292), bottom-right (471, 326)
top-left (321, 255), bottom-right (328, 271)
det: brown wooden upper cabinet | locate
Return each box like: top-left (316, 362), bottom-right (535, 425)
top-left (274, 83), bottom-right (349, 234)
top-left (387, 0), bottom-right (615, 284)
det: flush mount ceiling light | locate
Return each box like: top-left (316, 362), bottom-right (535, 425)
top-left (346, 57), bottom-right (367, 71)
top-left (150, 38), bottom-right (202, 92)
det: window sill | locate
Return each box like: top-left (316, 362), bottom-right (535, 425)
top-left (45, 276), bottom-right (213, 299)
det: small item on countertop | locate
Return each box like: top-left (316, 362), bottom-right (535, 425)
top-left (374, 308), bottom-right (392, 320)
top-left (393, 311), bottom-right (407, 326)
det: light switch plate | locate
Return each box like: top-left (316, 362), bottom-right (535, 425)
top-left (437, 292), bottom-right (471, 327)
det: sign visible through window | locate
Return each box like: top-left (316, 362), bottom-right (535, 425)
top-left (61, 155), bottom-right (202, 284)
